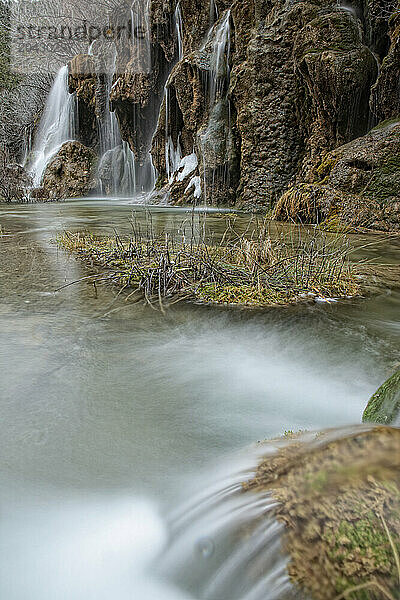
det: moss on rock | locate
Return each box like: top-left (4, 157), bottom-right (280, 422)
top-left (244, 426), bottom-right (400, 599)
top-left (275, 121), bottom-right (400, 232)
top-left (363, 370), bottom-right (400, 425)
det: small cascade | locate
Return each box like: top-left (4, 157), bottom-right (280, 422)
top-left (27, 66), bottom-right (77, 186)
top-left (131, 0), bottom-right (152, 75)
top-left (158, 450), bottom-right (294, 600)
top-left (161, 9), bottom-right (232, 204)
top-left (166, 135), bottom-right (182, 182)
top-left (97, 45), bottom-right (155, 196)
top-left (164, 87), bottom-right (182, 182)
top-left (208, 9), bottom-right (231, 105)
top-left (161, 5), bottom-right (185, 186)
top-left (198, 9), bottom-right (233, 203)
top-left (175, 3), bottom-right (184, 61)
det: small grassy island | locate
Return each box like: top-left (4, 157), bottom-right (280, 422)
top-left (57, 220), bottom-right (361, 309)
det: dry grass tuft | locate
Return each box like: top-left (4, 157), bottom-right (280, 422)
top-left (56, 216), bottom-right (361, 309)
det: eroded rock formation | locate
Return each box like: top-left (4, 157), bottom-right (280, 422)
top-left (68, 55), bottom-right (99, 149)
top-left (274, 120), bottom-right (400, 231)
top-left (148, 0), bottom-right (399, 216)
top-left (42, 141), bottom-right (97, 199)
top-left (39, 0), bottom-right (399, 227)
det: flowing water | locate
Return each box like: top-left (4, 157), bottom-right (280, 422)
top-left (27, 67), bottom-right (77, 186)
top-left (0, 197), bottom-right (399, 599)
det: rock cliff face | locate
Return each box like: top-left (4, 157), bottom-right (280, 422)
top-left (57, 0), bottom-right (399, 228)
top-left (148, 0), bottom-right (399, 221)
top-left (68, 55), bottom-right (99, 150)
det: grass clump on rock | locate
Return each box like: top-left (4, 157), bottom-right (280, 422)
top-left (57, 217), bottom-right (360, 309)
top-left (244, 426), bottom-right (400, 599)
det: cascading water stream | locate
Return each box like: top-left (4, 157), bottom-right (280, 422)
top-left (97, 47), bottom-right (139, 196)
top-left (207, 9), bottom-right (231, 106)
top-left (96, 17), bottom-right (156, 197)
top-left (163, 9), bottom-right (232, 203)
top-left (175, 3), bottom-right (184, 62)
top-left (198, 9), bottom-right (232, 203)
top-left (27, 66), bottom-right (77, 186)
top-left (157, 448), bottom-right (295, 600)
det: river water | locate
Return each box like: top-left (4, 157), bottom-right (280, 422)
top-left (0, 197), bottom-right (399, 599)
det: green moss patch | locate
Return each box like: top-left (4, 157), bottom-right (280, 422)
top-left (244, 427), bottom-right (400, 599)
top-left (363, 370), bottom-right (400, 425)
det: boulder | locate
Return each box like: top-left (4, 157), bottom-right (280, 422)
top-left (244, 426), bottom-right (400, 599)
top-left (274, 120), bottom-right (400, 231)
top-left (42, 141), bottom-right (98, 199)
top-left (363, 369), bottom-right (400, 425)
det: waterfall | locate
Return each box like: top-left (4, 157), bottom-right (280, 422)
top-left (158, 450), bottom-right (294, 600)
top-left (175, 3), bottom-right (184, 61)
top-left (207, 10), bottom-right (231, 106)
top-left (162, 5), bottom-right (186, 188)
top-left (161, 10), bottom-right (232, 203)
top-left (97, 55), bottom-right (137, 196)
top-left (198, 10), bottom-right (232, 203)
top-left (97, 44), bottom-right (155, 196)
top-left (28, 66), bottom-right (76, 186)
top-left (164, 87), bottom-right (183, 183)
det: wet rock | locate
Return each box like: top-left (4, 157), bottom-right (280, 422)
top-left (293, 9), bottom-right (378, 178)
top-left (110, 65), bottom-right (164, 162)
top-left (363, 369), bottom-right (400, 425)
top-left (274, 120), bottom-right (400, 231)
top-left (150, 0), bottom-right (391, 209)
top-left (151, 9), bottom-right (239, 204)
top-left (244, 426), bottom-right (400, 600)
top-left (68, 54), bottom-right (99, 149)
top-left (371, 10), bottom-right (400, 122)
top-left (30, 187), bottom-right (49, 201)
top-left (0, 153), bottom-right (32, 202)
top-left (42, 141), bottom-right (98, 199)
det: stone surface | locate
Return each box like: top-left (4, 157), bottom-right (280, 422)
top-left (274, 120), bottom-right (400, 231)
top-left (42, 142), bottom-right (97, 199)
top-left (244, 426), bottom-right (400, 600)
top-left (68, 54), bottom-right (99, 149)
top-left (371, 10), bottom-right (400, 122)
top-left (363, 369), bottom-right (400, 425)
top-left (149, 0), bottom-right (397, 210)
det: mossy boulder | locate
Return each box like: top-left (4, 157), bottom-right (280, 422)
top-left (363, 370), bottom-right (400, 425)
top-left (274, 120), bottom-right (400, 231)
top-left (42, 141), bottom-right (98, 199)
top-left (244, 426), bottom-right (400, 599)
